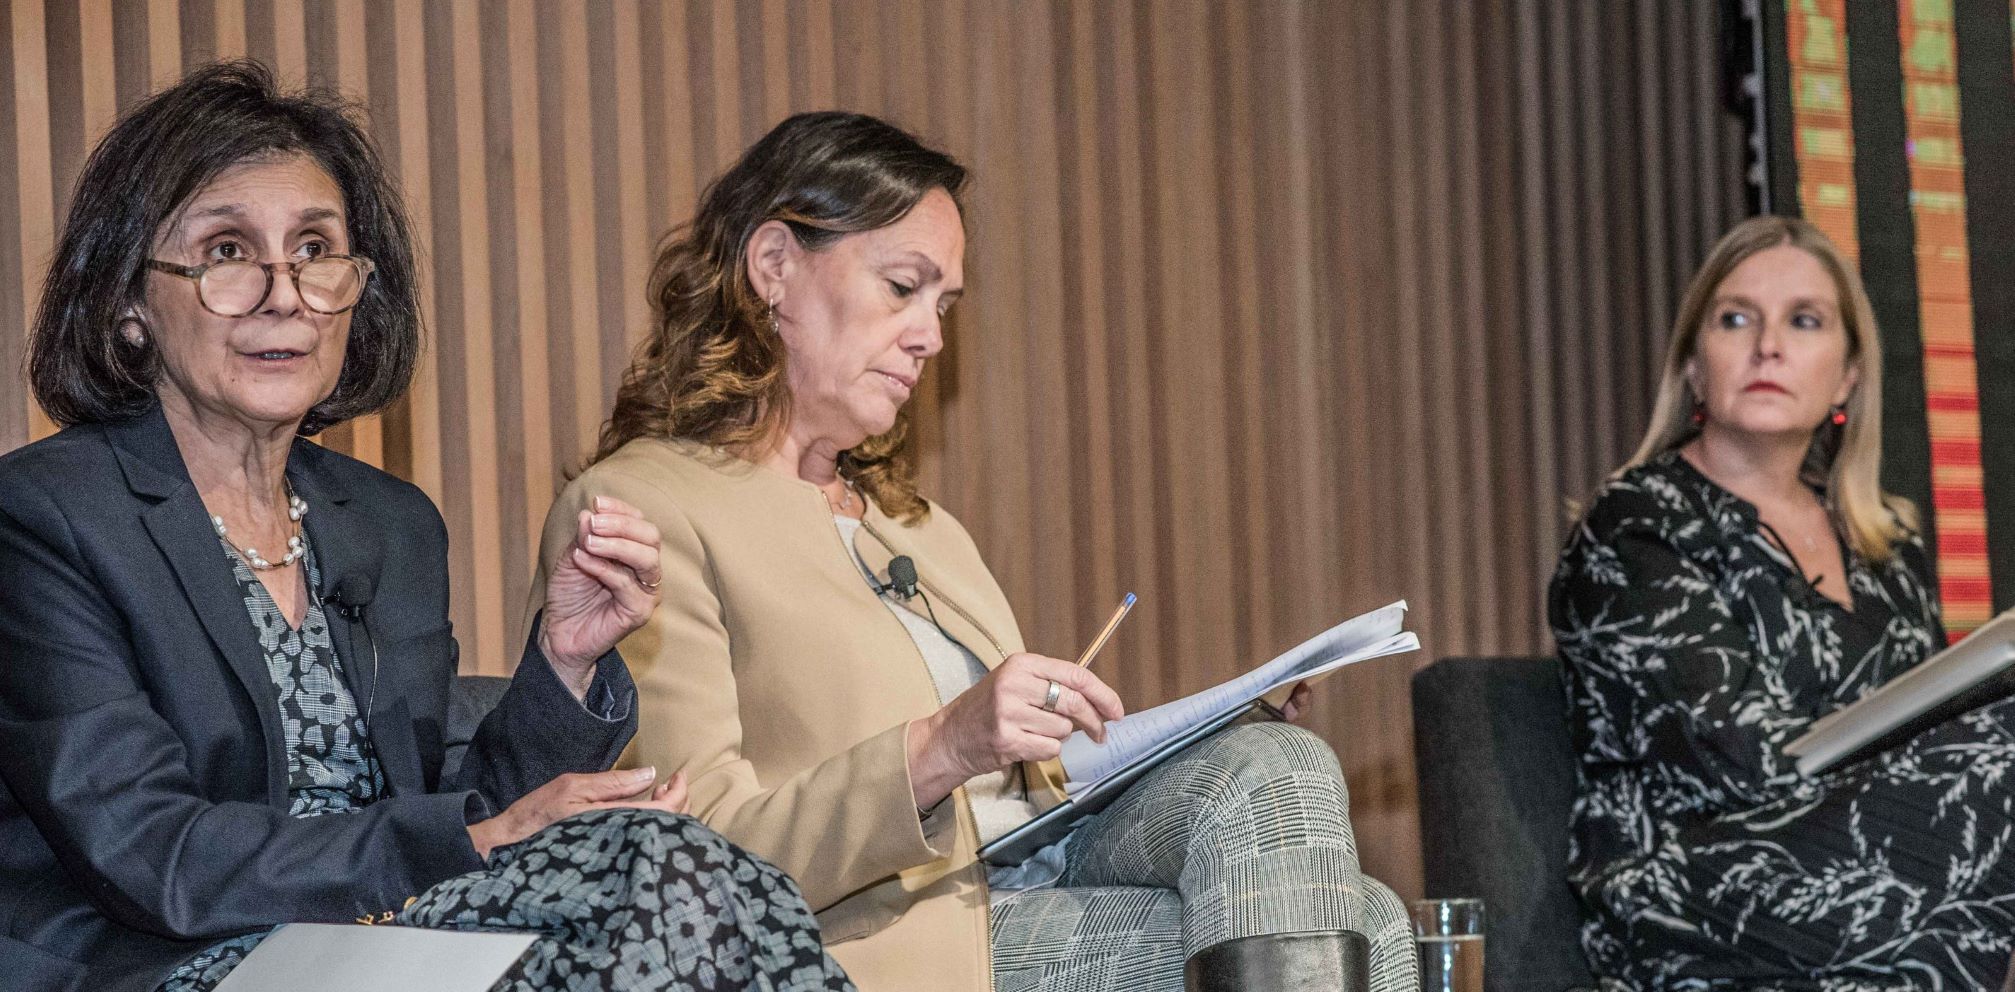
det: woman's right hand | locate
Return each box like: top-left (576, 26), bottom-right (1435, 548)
top-left (467, 767), bottom-right (689, 860)
top-left (905, 653), bottom-right (1125, 809)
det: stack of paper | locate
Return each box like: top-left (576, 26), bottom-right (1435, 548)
top-left (1059, 600), bottom-right (1419, 793)
top-left (977, 601), bottom-right (1419, 867)
top-left (1786, 607), bottom-right (2015, 776)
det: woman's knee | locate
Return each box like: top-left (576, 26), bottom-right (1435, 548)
top-left (1192, 722), bottom-right (1348, 797)
top-left (553, 807), bottom-right (812, 908)
top-left (537, 807), bottom-right (760, 878)
top-left (553, 805), bottom-right (700, 847)
top-left (1168, 722), bottom-right (1358, 855)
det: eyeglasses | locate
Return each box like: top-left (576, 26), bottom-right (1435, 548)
top-left (146, 254), bottom-right (377, 318)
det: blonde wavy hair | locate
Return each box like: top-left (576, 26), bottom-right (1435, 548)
top-left (592, 112), bottom-right (966, 522)
top-left (1622, 215), bottom-right (1917, 563)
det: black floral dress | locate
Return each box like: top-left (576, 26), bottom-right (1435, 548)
top-left (158, 536), bottom-right (854, 992)
top-left (1550, 451), bottom-right (2015, 991)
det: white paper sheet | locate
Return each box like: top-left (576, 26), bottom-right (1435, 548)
top-left (212, 923), bottom-right (538, 992)
top-left (1059, 601), bottom-right (1417, 789)
top-left (1786, 607), bottom-right (2015, 775)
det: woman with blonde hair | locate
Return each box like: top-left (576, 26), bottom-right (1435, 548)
top-left (1550, 215), bottom-right (2014, 989)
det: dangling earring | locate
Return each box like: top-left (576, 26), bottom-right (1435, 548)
top-left (766, 298), bottom-right (780, 336)
top-left (1830, 403), bottom-right (1848, 427)
top-left (119, 316), bottom-right (149, 348)
top-left (1691, 400), bottom-right (1706, 425)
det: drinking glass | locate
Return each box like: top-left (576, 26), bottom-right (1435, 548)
top-left (1410, 897), bottom-right (1484, 992)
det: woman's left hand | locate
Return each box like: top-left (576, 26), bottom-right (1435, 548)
top-left (539, 495), bottom-right (663, 698)
top-left (1277, 681), bottom-right (1315, 725)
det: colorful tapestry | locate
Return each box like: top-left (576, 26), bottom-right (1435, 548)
top-left (1770, 0), bottom-right (2015, 637)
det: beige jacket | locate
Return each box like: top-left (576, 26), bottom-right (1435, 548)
top-left (530, 438), bottom-right (1067, 992)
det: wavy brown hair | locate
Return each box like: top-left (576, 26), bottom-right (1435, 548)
top-left (594, 111), bottom-right (966, 522)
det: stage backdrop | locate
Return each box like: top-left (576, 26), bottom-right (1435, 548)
top-left (0, 0), bottom-right (1745, 897)
top-left (1764, 0), bottom-right (2015, 637)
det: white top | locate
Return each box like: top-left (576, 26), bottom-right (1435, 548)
top-left (832, 515), bottom-right (1067, 893)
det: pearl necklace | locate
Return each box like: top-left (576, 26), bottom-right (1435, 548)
top-left (211, 490), bottom-right (308, 570)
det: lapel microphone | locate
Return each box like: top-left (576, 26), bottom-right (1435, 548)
top-left (869, 555), bottom-right (919, 599)
top-left (875, 554), bottom-right (949, 639)
top-left (329, 574), bottom-right (374, 621)
top-left (886, 555), bottom-right (919, 600)
top-left (323, 574), bottom-right (381, 722)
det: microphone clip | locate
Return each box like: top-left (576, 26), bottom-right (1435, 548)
top-left (880, 555), bottom-right (921, 601)
top-left (324, 575), bottom-right (374, 623)
top-left (874, 554), bottom-right (947, 637)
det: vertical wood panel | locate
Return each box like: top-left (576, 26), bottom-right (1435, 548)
top-left (436, 0), bottom-right (501, 669)
top-left (0, 0), bottom-right (1745, 897)
top-left (146, 0), bottom-right (183, 92)
top-left (269, 0), bottom-right (305, 84)
top-left (1094, 0), bottom-right (1163, 711)
top-left (641, 0), bottom-right (695, 239)
top-left (1448, 0), bottom-right (1500, 655)
top-left (8, 0), bottom-right (54, 444)
top-left (1054, 0), bottom-right (1120, 672)
top-left (56, 0), bottom-right (114, 219)
top-left (1011, 0), bottom-right (1076, 642)
top-left (495, 0), bottom-right (550, 647)
top-left (1575, 2), bottom-right (1618, 502)
top-left (0, 0), bottom-right (14, 450)
top-left (1262, 1), bottom-right (1337, 645)
top-left (700, 0), bottom-right (739, 168)
top-left (307, 0), bottom-right (378, 466)
top-left (200, 0), bottom-right (249, 65)
top-left (604, 1), bottom-right (650, 361)
top-left (756, 0), bottom-right (787, 132)
top-left (373, 0), bottom-right (439, 495)
top-left (797, 0), bottom-right (834, 110)
top-left (552, 7), bottom-right (602, 479)
top-left (1210, 0), bottom-right (1265, 666)
top-left (1473, 0), bottom-right (1532, 660)
top-left (218, 0), bottom-right (247, 59)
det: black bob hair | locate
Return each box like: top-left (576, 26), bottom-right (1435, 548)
top-left (28, 59), bottom-right (420, 435)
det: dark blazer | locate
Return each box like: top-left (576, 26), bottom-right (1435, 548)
top-left (0, 405), bottom-right (637, 992)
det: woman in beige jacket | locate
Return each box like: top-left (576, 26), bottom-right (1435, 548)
top-left (533, 112), bottom-right (1416, 992)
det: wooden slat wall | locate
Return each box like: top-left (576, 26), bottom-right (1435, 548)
top-left (1, 0), bottom-right (1744, 897)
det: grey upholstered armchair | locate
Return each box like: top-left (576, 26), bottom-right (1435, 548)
top-left (1411, 656), bottom-right (1596, 992)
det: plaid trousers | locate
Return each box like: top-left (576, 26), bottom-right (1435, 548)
top-left (990, 721), bottom-right (1418, 992)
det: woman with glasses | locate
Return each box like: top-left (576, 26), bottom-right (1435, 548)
top-left (0, 62), bottom-right (853, 992)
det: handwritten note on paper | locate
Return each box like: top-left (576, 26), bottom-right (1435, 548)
top-left (1059, 601), bottom-right (1418, 789)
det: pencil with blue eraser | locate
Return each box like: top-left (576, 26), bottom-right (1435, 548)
top-left (1074, 593), bottom-right (1136, 669)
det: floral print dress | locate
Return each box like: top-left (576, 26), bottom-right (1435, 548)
top-left (1550, 451), bottom-right (2015, 991)
top-left (158, 536), bottom-right (853, 992)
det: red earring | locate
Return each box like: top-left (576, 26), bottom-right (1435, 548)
top-left (1830, 405), bottom-right (1848, 426)
top-left (1691, 402), bottom-right (1706, 425)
